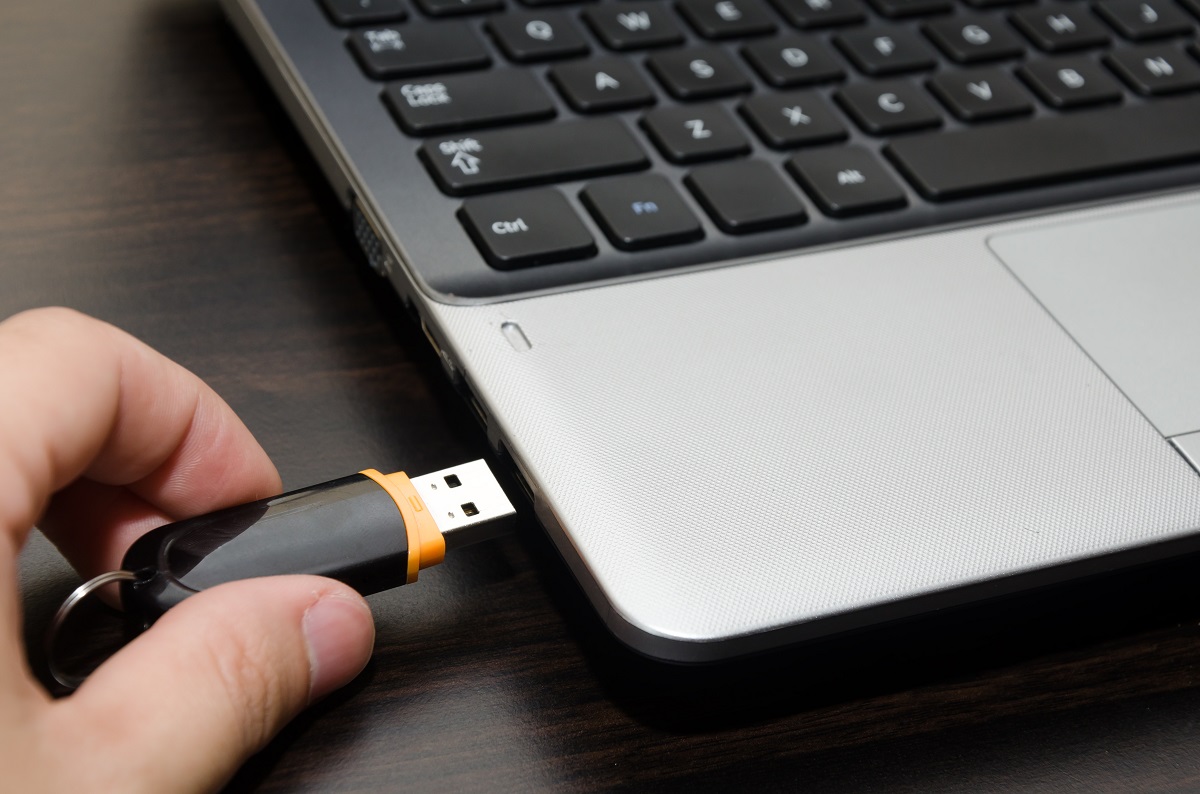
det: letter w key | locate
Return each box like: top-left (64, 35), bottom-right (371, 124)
top-left (583, 5), bottom-right (685, 49)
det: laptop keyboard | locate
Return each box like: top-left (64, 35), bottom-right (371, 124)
top-left (320, 0), bottom-right (1200, 280)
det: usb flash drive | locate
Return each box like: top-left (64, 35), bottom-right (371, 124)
top-left (118, 459), bottom-right (516, 628)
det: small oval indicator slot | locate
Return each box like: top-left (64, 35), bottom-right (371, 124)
top-left (500, 321), bottom-right (532, 352)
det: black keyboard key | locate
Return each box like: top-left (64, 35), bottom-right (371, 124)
top-left (677, 0), bottom-right (778, 39)
top-left (583, 6), bottom-right (686, 49)
top-left (787, 146), bottom-right (908, 216)
top-left (868, 0), bottom-right (952, 18)
top-left (923, 17), bottom-right (1026, 62)
top-left (581, 174), bottom-right (704, 250)
top-left (647, 47), bottom-right (753, 98)
top-left (420, 118), bottom-right (649, 195)
top-left (686, 159), bottom-right (808, 232)
top-left (322, 0), bottom-right (407, 25)
top-left (770, 0), bottom-right (867, 27)
top-left (742, 36), bottom-right (846, 85)
top-left (928, 67), bottom-right (1035, 119)
top-left (836, 29), bottom-right (939, 75)
top-left (459, 189), bottom-right (596, 268)
top-left (1011, 6), bottom-right (1110, 51)
top-left (886, 96), bottom-right (1200, 199)
top-left (740, 90), bottom-right (848, 147)
top-left (488, 12), bottom-right (590, 62)
top-left (520, 0), bottom-right (585, 6)
top-left (549, 59), bottom-right (657, 112)
top-left (384, 71), bottom-right (556, 134)
top-left (836, 81), bottom-right (943, 133)
top-left (641, 104), bottom-right (751, 162)
top-left (1019, 58), bottom-right (1124, 106)
top-left (963, 0), bottom-right (1029, 8)
top-left (1106, 44), bottom-right (1200, 93)
top-left (1095, 0), bottom-right (1194, 39)
top-left (349, 23), bottom-right (491, 79)
top-left (414, 0), bottom-right (503, 15)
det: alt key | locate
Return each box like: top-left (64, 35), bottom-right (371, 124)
top-left (787, 146), bottom-right (907, 217)
top-left (459, 189), bottom-right (597, 269)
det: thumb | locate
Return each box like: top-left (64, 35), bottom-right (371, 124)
top-left (49, 576), bottom-right (374, 793)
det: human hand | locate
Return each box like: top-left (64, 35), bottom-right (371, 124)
top-left (0, 308), bottom-right (375, 792)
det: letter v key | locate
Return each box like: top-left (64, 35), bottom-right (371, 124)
top-left (929, 70), bottom-right (1033, 121)
top-left (967, 80), bottom-right (993, 101)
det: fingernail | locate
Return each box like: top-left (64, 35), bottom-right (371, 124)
top-left (302, 593), bottom-right (375, 703)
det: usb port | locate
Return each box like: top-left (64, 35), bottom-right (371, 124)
top-left (498, 441), bottom-right (535, 505)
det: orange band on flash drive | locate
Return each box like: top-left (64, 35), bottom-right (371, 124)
top-left (359, 468), bottom-right (446, 584)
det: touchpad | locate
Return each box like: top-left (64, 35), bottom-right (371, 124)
top-left (989, 199), bottom-right (1200, 439)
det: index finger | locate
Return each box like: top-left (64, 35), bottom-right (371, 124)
top-left (0, 307), bottom-right (282, 572)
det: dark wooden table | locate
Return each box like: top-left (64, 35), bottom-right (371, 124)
top-left (9, 1), bottom-right (1200, 790)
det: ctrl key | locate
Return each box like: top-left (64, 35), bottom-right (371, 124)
top-left (459, 189), bottom-right (597, 270)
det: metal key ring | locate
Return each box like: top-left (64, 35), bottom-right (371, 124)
top-left (45, 570), bottom-right (137, 691)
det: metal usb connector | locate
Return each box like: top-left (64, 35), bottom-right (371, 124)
top-left (409, 459), bottom-right (517, 550)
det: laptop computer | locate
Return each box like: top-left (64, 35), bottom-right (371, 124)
top-left (219, 0), bottom-right (1200, 662)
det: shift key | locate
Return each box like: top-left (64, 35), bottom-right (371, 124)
top-left (421, 119), bottom-right (649, 196)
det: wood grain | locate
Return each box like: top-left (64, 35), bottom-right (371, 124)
top-left (8, 1), bottom-right (1200, 790)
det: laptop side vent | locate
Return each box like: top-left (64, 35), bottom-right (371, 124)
top-left (351, 197), bottom-right (397, 278)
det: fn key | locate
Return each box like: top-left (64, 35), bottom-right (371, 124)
top-left (460, 189), bottom-right (597, 269)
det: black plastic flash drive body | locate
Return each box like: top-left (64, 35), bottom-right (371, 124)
top-left (118, 460), bottom-right (516, 628)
